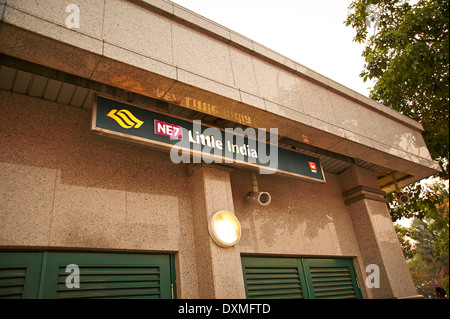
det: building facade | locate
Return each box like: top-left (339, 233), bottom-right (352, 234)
top-left (0, 0), bottom-right (441, 299)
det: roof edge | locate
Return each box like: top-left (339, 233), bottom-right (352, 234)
top-left (141, 0), bottom-right (424, 132)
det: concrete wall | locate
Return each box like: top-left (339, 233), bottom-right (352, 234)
top-left (1, 88), bottom-right (420, 298)
top-left (0, 89), bottom-right (200, 297)
top-left (0, 89), bottom-right (369, 298)
top-left (232, 170), bottom-right (361, 258)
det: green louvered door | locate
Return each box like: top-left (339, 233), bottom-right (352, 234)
top-left (240, 256), bottom-right (309, 299)
top-left (41, 252), bottom-right (172, 299)
top-left (0, 251), bottom-right (174, 299)
top-left (302, 258), bottom-right (363, 299)
top-left (242, 256), bottom-right (362, 299)
top-left (0, 252), bottom-right (43, 299)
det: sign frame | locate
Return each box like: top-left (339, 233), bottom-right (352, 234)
top-left (91, 94), bottom-right (326, 183)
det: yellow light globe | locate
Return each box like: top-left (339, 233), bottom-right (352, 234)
top-left (208, 211), bottom-right (241, 247)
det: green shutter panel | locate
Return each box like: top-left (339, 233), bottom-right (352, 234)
top-left (41, 252), bottom-right (172, 299)
top-left (241, 257), bottom-right (308, 299)
top-left (0, 252), bottom-right (43, 299)
top-left (0, 251), bottom-right (174, 299)
top-left (242, 256), bottom-right (362, 300)
top-left (53, 265), bottom-right (164, 299)
top-left (303, 258), bottom-right (362, 299)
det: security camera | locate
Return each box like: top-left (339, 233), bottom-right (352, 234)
top-left (391, 174), bottom-right (410, 205)
top-left (396, 192), bottom-right (410, 204)
top-left (247, 191), bottom-right (271, 206)
top-left (247, 173), bottom-right (271, 206)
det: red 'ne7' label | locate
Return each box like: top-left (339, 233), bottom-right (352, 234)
top-left (154, 120), bottom-right (183, 140)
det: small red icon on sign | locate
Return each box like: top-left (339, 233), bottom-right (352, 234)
top-left (308, 161), bottom-right (317, 170)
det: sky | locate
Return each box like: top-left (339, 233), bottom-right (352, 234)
top-left (170, 0), bottom-right (375, 97)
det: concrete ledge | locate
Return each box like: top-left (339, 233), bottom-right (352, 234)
top-left (396, 295), bottom-right (424, 299)
top-left (343, 185), bottom-right (388, 205)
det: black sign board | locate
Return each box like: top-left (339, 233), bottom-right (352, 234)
top-left (92, 95), bottom-right (325, 183)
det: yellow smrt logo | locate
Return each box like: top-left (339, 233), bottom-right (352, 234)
top-left (107, 109), bottom-right (144, 129)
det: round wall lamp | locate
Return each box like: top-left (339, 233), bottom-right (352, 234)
top-left (208, 210), bottom-right (241, 248)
